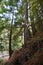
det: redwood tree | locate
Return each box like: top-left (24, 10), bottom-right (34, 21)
top-left (24, 0), bottom-right (31, 47)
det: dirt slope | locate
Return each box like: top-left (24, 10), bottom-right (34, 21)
top-left (4, 32), bottom-right (43, 65)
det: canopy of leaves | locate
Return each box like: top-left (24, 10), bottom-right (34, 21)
top-left (0, 0), bottom-right (43, 51)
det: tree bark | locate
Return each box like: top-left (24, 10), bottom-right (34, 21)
top-left (31, 17), bottom-right (37, 35)
top-left (9, 26), bottom-right (12, 57)
top-left (9, 16), bottom-right (13, 58)
top-left (24, 0), bottom-right (31, 48)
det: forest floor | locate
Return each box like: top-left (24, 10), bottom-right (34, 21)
top-left (0, 51), bottom-right (9, 59)
top-left (0, 51), bottom-right (9, 65)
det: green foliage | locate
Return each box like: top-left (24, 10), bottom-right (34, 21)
top-left (0, 0), bottom-right (43, 51)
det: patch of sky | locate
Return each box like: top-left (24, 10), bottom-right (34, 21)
top-left (17, 0), bottom-right (22, 8)
top-left (3, 13), bottom-right (9, 18)
top-left (3, 5), bottom-right (10, 10)
top-left (0, 0), bottom-right (19, 24)
top-left (6, 0), bottom-right (9, 1)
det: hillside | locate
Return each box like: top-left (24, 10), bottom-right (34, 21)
top-left (4, 32), bottom-right (43, 65)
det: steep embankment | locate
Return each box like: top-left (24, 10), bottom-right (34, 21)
top-left (4, 32), bottom-right (43, 65)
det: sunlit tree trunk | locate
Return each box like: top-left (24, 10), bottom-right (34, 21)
top-left (31, 17), bottom-right (37, 35)
top-left (24, 0), bottom-right (31, 48)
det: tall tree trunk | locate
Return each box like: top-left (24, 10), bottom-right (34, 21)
top-left (9, 16), bottom-right (13, 58)
top-left (24, 0), bottom-right (31, 48)
top-left (9, 25), bottom-right (12, 58)
top-left (31, 17), bottom-right (37, 35)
